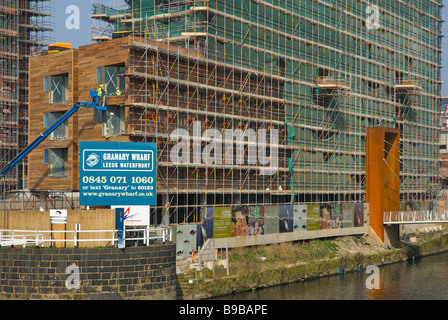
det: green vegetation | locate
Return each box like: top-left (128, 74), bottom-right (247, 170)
top-left (229, 239), bottom-right (339, 266)
top-left (177, 231), bottom-right (448, 299)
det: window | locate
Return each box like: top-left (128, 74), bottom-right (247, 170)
top-left (43, 149), bottom-right (49, 164)
top-left (103, 106), bottom-right (125, 137)
top-left (44, 112), bottom-right (69, 140)
top-left (96, 108), bottom-right (103, 124)
top-left (97, 67), bottom-right (103, 84)
top-left (97, 64), bottom-right (125, 95)
top-left (49, 148), bottom-right (68, 177)
top-left (440, 133), bottom-right (448, 154)
top-left (317, 67), bottom-right (329, 77)
top-left (44, 77), bottom-right (49, 92)
top-left (395, 71), bottom-right (404, 85)
top-left (50, 74), bottom-right (69, 104)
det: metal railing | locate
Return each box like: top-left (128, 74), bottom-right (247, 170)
top-left (0, 225), bottom-right (172, 248)
top-left (384, 210), bottom-right (448, 225)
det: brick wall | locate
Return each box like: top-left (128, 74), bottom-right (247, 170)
top-left (0, 244), bottom-right (177, 300)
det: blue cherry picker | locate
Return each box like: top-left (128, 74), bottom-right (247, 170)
top-left (0, 90), bottom-right (108, 178)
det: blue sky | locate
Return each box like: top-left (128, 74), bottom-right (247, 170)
top-left (52, 0), bottom-right (92, 48)
top-left (52, 1), bottom-right (448, 96)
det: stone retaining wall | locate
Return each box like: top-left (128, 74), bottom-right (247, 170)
top-left (0, 244), bottom-right (177, 300)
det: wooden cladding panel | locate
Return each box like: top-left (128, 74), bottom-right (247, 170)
top-left (77, 37), bottom-right (130, 143)
top-left (28, 38), bottom-right (131, 191)
top-left (28, 50), bottom-right (78, 191)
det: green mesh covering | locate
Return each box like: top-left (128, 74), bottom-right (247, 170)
top-left (92, 0), bottom-right (442, 199)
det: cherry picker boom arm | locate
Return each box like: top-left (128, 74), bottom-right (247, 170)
top-left (0, 90), bottom-right (108, 178)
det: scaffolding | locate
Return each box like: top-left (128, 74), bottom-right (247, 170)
top-left (89, 0), bottom-right (443, 223)
top-left (0, 0), bottom-right (53, 196)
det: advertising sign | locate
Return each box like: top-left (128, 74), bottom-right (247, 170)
top-left (175, 224), bottom-right (197, 260)
top-left (320, 203), bottom-right (332, 230)
top-left (264, 206), bottom-right (279, 234)
top-left (248, 206), bottom-right (264, 236)
top-left (213, 207), bottom-right (232, 239)
top-left (202, 207), bottom-right (214, 241)
top-left (306, 204), bottom-right (320, 231)
top-left (343, 203), bottom-right (354, 228)
top-left (279, 205), bottom-right (293, 233)
top-left (79, 142), bottom-right (157, 206)
top-left (354, 203), bottom-right (364, 227)
top-left (293, 205), bottom-right (307, 232)
top-left (111, 205), bottom-right (150, 226)
top-left (331, 204), bottom-right (343, 229)
top-left (50, 209), bottom-right (67, 224)
top-left (232, 205), bottom-right (248, 237)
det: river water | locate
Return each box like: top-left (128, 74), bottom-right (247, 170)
top-left (216, 251), bottom-right (448, 300)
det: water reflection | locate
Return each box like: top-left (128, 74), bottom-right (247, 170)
top-left (215, 252), bottom-right (448, 300)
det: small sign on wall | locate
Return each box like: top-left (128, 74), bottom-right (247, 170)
top-left (50, 210), bottom-right (67, 224)
top-left (111, 205), bottom-right (150, 226)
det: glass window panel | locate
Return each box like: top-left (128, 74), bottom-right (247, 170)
top-left (44, 77), bottom-right (49, 92)
top-left (50, 75), bottom-right (68, 104)
top-left (43, 149), bottom-right (48, 164)
top-left (105, 66), bottom-right (118, 94)
top-left (118, 65), bottom-right (126, 92)
top-left (50, 148), bottom-right (68, 177)
top-left (103, 106), bottom-right (121, 136)
top-left (44, 113), bottom-right (49, 128)
top-left (46, 112), bottom-right (68, 140)
top-left (97, 67), bottom-right (103, 84)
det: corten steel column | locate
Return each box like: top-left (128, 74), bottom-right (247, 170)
top-left (366, 127), bottom-right (400, 243)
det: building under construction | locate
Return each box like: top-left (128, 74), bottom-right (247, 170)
top-left (0, 0), bottom-right (52, 193)
top-left (27, 0), bottom-right (443, 227)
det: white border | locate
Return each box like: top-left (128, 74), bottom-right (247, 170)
top-left (82, 149), bottom-right (155, 172)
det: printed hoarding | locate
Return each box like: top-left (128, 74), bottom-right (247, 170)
top-left (331, 204), bottom-right (343, 229)
top-left (264, 206), bottom-right (279, 234)
top-left (175, 224), bottom-right (197, 260)
top-left (306, 204), bottom-right (320, 231)
top-left (213, 207), bottom-right (232, 239)
top-left (232, 205), bottom-right (248, 237)
top-left (248, 206), bottom-right (264, 236)
top-left (320, 204), bottom-right (332, 230)
top-left (293, 205), bottom-right (307, 232)
top-left (279, 205), bottom-right (293, 233)
top-left (342, 203), bottom-right (354, 228)
top-left (354, 203), bottom-right (364, 227)
top-left (201, 207), bottom-right (214, 241)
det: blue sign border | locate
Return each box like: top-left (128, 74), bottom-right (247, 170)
top-left (79, 142), bottom-right (157, 206)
